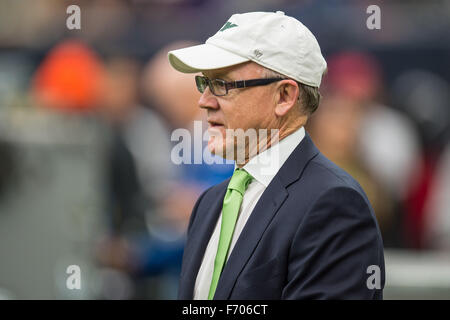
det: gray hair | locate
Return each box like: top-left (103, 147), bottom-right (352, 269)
top-left (261, 67), bottom-right (322, 116)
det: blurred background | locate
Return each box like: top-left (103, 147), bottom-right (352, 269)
top-left (0, 0), bottom-right (449, 300)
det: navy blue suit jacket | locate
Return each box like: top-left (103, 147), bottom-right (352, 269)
top-left (178, 132), bottom-right (385, 299)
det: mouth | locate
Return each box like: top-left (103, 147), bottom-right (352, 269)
top-left (207, 120), bottom-right (224, 128)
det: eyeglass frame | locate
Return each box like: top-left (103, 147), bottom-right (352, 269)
top-left (195, 75), bottom-right (289, 97)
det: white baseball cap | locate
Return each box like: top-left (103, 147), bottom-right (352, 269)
top-left (168, 11), bottom-right (327, 87)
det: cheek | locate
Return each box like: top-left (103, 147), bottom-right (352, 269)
top-left (226, 111), bottom-right (245, 129)
top-left (224, 97), bottom-right (261, 130)
top-left (221, 89), bottom-right (274, 131)
top-left (220, 100), bottom-right (244, 129)
top-left (258, 91), bottom-right (275, 116)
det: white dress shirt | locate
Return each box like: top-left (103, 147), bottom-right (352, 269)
top-left (193, 127), bottom-right (305, 299)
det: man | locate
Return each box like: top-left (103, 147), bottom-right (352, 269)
top-left (167, 11), bottom-right (385, 300)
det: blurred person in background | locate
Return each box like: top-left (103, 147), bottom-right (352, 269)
top-left (391, 70), bottom-right (450, 249)
top-left (94, 55), bottom-right (176, 299)
top-left (308, 51), bottom-right (421, 248)
top-left (96, 56), bottom-right (172, 236)
top-left (96, 42), bottom-right (234, 299)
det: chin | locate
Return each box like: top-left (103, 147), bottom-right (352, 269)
top-left (208, 136), bottom-right (235, 160)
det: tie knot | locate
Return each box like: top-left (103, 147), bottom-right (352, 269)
top-left (227, 169), bottom-right (253, 195)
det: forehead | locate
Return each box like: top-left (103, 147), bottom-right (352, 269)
top-left (202, 61), bottom-right (263, 79)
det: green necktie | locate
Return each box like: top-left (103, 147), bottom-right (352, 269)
top-left (208, 168), bottom-right (253, 300)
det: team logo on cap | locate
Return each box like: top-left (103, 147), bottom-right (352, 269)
top-left (253, 49), bottom-right (263, 59)
top-left (220, 21), bottom-right (238, 32)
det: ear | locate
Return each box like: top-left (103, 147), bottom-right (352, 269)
top-left (274, 79), bottom-right (300, 117)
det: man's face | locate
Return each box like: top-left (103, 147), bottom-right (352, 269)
top-left (199, 62), bottom-right (278, 161)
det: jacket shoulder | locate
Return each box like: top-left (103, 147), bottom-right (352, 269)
top-left (304, 152), bottom-right (369, 200)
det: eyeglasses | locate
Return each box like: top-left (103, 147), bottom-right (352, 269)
top-left (195, 75), bottom-right (287, 97)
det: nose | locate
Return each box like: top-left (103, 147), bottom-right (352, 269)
top-left (198, 86), bottom-right (219, 110)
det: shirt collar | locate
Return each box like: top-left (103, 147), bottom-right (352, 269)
top-left (236, 126), bottom-right (305, 187)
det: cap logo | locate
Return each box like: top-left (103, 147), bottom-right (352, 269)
top-left (253, 49), bottom-right (263, 58)
top-left (220, 21), bottom-right (238, 32)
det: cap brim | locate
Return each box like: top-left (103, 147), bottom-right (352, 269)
top-left (168, 43), bottom-right (249, 73)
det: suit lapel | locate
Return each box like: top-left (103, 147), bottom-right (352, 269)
top-left (213, 133), bottom-right (319, 299)
top-left (178, 181), bottom-right (228, 299)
